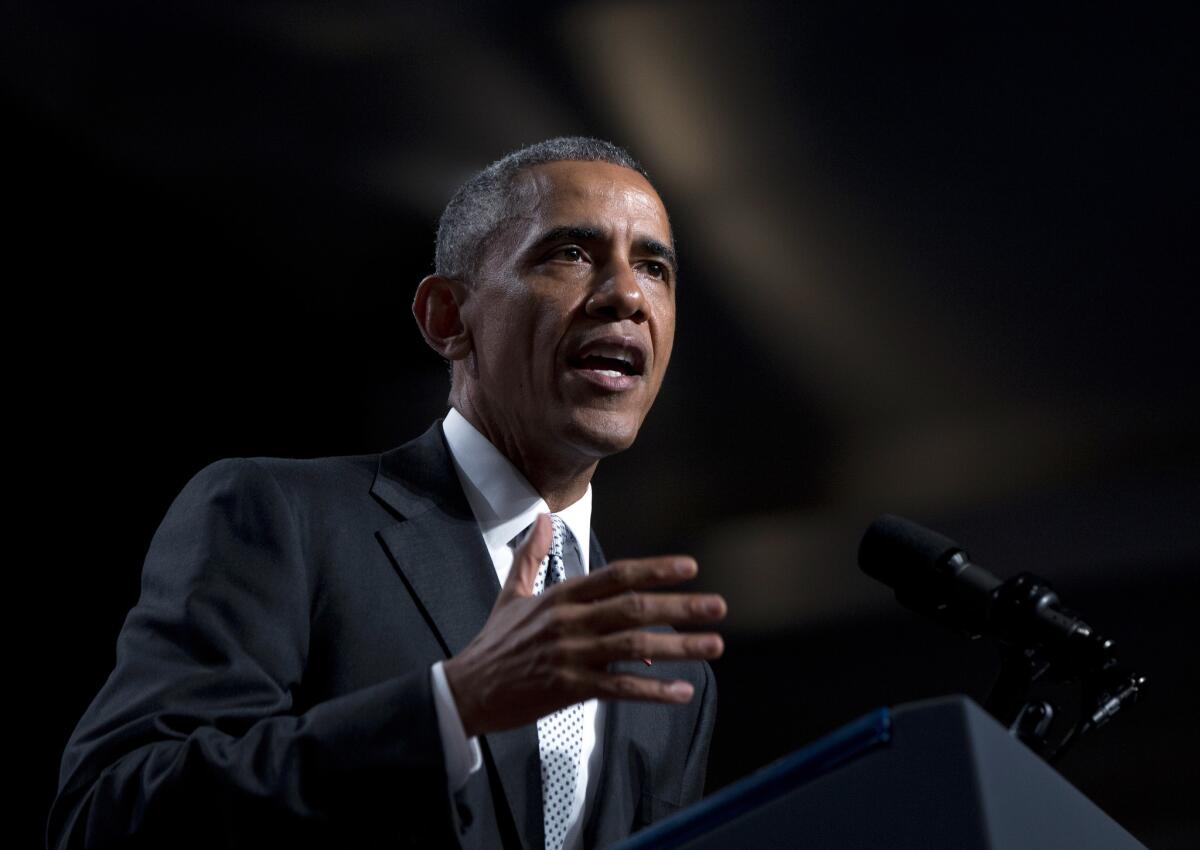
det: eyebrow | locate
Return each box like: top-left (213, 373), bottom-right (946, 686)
top-left (527, 224), bottom-right (678, 276)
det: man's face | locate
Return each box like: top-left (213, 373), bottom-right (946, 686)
top-left (459, 160), bottom-right (676, 466)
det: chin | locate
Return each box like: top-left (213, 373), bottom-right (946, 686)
top-left (564, 411), bottom-right (643, 458)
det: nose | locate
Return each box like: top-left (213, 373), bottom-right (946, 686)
top-left (585, 262), bottom-right (646, 322)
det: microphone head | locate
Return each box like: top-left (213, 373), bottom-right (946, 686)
top-left (858, 514), bottom-right (965, 592)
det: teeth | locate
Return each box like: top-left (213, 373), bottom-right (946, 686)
top-left (594, 369), bottom-right (623, 378)
top-left (583, 345), bottom-right (635, 366)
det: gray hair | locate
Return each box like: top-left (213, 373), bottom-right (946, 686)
top-left (434, 136), bottom-right (651, 283)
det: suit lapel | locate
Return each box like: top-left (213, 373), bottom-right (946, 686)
top-left (584, 670), bottom-right (641, 848)
top-left (583, 533), bottom-right (639, 847)
top-left (371, 421), bottom-right (543, 850)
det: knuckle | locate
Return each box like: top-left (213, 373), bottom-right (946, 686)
top-left (540, 640), bottom-right (567, 664)
top-left (531, 643), bottom-right (557, 668)
top-left (546, 666), bottom-right (572, 691)
top-left (614, 562), bottom-right (639, 587)
top-left (542, 606), bottom-right (570, 637)
top-left (622, 593), bottom-right (647, 620)
top-left (517, 541), bottom-right (540, 565)
top-left (556, 638), bottom-right (584, 665)
top-left (619, 631), bottom-right (647, 657)
top-left (610, 675), bottom-right (641, 698)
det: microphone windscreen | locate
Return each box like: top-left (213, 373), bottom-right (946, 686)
top-left (858, 514), bottom-right (964, 590)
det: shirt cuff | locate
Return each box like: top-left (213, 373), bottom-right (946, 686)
top-left (430, 660), bottom-right (484, 791)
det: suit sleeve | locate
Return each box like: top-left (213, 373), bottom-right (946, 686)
top-left (679, 659), bottom-right (718, 807)
top-left (48, 458), bottom-right (459, 850)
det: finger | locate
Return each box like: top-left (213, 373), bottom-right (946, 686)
top-left (586, 671), bottom-right (697, 704)
top-left (553, 556), bottom-right (699, 604)
top-left (558, 629), bottom-right (724, 667)
top-left (566, 592), bottom-right (728, 634)
top-left (498, 513), bottom-right (551, 601)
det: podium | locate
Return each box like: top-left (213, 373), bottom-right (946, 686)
top-left (614, 695), bottom-right (1145, 849)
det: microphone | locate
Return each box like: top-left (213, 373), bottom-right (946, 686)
top-left (859, 515), bottom-right (1147, 760)
top-left (858, 514), bottom-right (1093, 650)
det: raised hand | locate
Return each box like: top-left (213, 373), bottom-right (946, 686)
top-left (442, 514), bottom-right (727, 737)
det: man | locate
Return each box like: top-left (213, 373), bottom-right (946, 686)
top-left (49, 137), bottom-right (725, 850)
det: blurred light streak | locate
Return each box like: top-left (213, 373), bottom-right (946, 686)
top-left (560, 1), bottom-right (973, 426)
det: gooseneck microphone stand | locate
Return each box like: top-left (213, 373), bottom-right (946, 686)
top-left (980, 571), bottom-right (1147, 761)
top-left (859, 515), bottom-right (1147, 762)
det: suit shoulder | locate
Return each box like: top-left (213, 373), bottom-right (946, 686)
top-left (189, 452), bottom-right (378, 490)
top-left (175, 453), bottom-right (382, 521)
top-left (241, 452), bottom-right (380, 491)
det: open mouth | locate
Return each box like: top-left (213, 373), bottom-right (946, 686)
top-left (567, 353), bottom-right (641, 377)
top-left (566, 340), bottom-right (646, 379)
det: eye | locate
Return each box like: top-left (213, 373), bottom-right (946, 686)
top-left (642, 261), bottom-right (668, 280)
top-left (553, 246), bottom-right (586, 263)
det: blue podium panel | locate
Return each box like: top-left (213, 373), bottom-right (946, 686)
top-left (614, 695), bottom-right (1145, 850)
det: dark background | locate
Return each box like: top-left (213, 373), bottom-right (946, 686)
top-left (12, 2), bottom-right (1198, 847)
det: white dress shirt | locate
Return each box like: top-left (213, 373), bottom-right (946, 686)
top-left (429, 407), bottom-right (605, 850)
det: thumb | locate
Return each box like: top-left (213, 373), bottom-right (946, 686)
top-left (500, 513), bottom-right (552, 601)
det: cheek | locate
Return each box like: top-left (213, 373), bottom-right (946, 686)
top-left (652, 302), bottom-right (677, 370)
top-left (654, 336), bottom-right (675, 384)
top-left (505, 305), bottom-right (566, 386)
top-left (533, 293), bottom-right (583, 343)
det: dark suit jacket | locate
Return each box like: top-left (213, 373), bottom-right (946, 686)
top-left (49, 422), bottom-right (715, 849)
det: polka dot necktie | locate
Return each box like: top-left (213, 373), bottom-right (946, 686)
top-left (532, 514), bottom-right (584, 850)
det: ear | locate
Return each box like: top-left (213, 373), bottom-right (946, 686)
top-left (412, 274), bottom-right (472, 361)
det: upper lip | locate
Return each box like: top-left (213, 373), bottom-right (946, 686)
top-left (566, 334), bottom-right (648, 376)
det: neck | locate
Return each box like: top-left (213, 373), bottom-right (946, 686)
top-left (451, 399), bottom-right (598, 512)
top-left (529, 465), bottom-right (595, 513)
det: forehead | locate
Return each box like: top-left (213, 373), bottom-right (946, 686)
top-left (506, 160), bottom-right (672, 247)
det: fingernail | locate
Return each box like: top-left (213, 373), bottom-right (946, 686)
top-left (702, 598), bottom-right (723, 616)
top-left (668, 681), bottom-right (694, 699)
top-left (674, 559), bottom-right (695, 577)
top-left (700, 636), bottom-right (722, 654)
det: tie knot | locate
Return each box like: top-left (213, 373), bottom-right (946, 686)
top-left (533, 514), bottom-right (570, 596)
top-left (549, 513), bottom-right (566, 556)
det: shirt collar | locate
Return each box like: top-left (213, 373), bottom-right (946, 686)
top-left (442, 407), bottom-right (592, 571)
